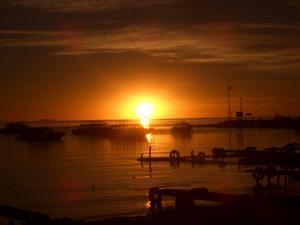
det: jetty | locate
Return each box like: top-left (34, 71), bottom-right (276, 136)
top-left (138, 149), bottom-right (220, 165)
top-left (137, 143), bottom-right (300, 167)
top-left (148, 187), bottom-right (300, 210)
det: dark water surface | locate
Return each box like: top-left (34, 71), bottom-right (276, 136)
top-left (0, 119), bottom-right (299, 219)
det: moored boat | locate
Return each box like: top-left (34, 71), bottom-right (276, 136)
top-left (109, 124), bottom-right (150, 139)
top-left (0, 122), bottom-right (30, 134)
top-left (16, 127), bottom-right (65, 142)
top-left (72, 123), bottom-right (150, 139)
top-left (72, 123), bottom-right (110, 136)
top-left (171, 122), bottom-right (193, 134)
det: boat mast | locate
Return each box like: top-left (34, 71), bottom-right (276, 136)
top-left (227, 81), bottom-right (232, 120)
top-left (240, 97), bottom-right (243, 113)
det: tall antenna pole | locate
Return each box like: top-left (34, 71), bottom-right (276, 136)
top-left (227, 81), bottom-right (232, 120)
top-left (240, 97), bottom-right (243, 112)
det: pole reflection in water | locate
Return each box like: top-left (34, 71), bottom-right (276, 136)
top-left (236, 128), bottom-right (244, 150)
top-left (228, 128), bottom-right (232, 150)
top-left (148, 146), bottom-right (152, 178)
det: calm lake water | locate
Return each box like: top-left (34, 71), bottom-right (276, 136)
top-left (0, 118), bottom-right (300, 220)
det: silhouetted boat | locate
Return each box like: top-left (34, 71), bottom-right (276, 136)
top-left (72, 123), bottom-right (110, 136)
top-left (109, 124), bottom-right (150, 139)
top-left (171, 122), bottom-right (193, 134)
top-left (72, 123), bottom-right (150, 139)
top-left (0, 122), bottom-right (30, 134)
top-left (16, 127), bottom-right (65, 142)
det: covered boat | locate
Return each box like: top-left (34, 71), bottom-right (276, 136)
top-left (171, 122), bottom-right (193, 134)
top-left (16, 127), bottom-right (65, 142)
top-left (0, 122), bottom-right (30, 134)
top-left (72, 123), bottom-right (110, 136)
top-left (72, 123), bottom-right (150, 139)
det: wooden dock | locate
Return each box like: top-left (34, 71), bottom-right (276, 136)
top-left (148, 187), bottom-right (300, 210)
top-left (137, 152), bottom-right (224, 165)
top-left (137, 145), bottom-right (300, 167)
top-left (138, 155), bottom-right (215, 162)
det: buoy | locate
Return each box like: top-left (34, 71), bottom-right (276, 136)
top-left (195, 152), bottom-right (206, 163)
top-left (252, 167), bottom-right (265, 184)
top-left (169, 150), bottom-right (180, 161)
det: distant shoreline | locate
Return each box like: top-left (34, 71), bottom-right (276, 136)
top-left (195, 116), bottom-right (300, 130)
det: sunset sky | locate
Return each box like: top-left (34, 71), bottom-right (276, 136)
top-left (1, 0), bottom-right (300, 121)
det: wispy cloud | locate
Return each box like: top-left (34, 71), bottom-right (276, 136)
top-left (7, 0), bottom-right (175, 12)
top-left (0, 23), bottom-right (299, 69)
top-left (0, 0), bottom-right (300, 70)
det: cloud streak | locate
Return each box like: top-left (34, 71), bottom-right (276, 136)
top-left (0, 23), bottom-right (299, 69)
top-left (0, 0), bottom-right (300, 69)
top-left (7, 0), bottom-right (176, 12)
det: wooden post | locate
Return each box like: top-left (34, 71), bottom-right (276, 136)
top-left (149, 145), bottom-right (152, 160)
top-left (191, 150), bottom-right (194, 167)
top-left (149, 188), bottom-right (162, 210)
top-left (148, 146), bottom-right (152, 177)
top-left (140, 153), bottom-right (144, 168)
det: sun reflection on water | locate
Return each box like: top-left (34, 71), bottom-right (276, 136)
top-left (145, 200), bottom-right (151, 209)
top-left (146, 133), bottom-right (152, 143)
top-left (140, 117), bottom-right (150, 129)
top-left (135, 103), bottom-right (154, 143)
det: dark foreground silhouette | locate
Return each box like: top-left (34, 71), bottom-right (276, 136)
top-left (1, 187), bottom-right (299, 225)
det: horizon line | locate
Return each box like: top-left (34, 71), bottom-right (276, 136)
top-left (0, 115), bottom-right (290, 123)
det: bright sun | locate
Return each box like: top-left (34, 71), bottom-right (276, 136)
top-left (136, 103), bottom-right (154, 118)
top-left (135, 103), bottom-right (154, 128)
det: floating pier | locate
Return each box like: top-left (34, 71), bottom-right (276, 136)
top-left (137, 149), bottom-right (224, 165)
top-left (138, 143), bottom-right (300, 167)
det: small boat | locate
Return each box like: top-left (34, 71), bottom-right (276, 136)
top-left (16, 127), bottom-right (65, 142)
top-left (0, 122), bottom-right (30, 134)
top-left (171, 122), bottom-right (193, 134)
